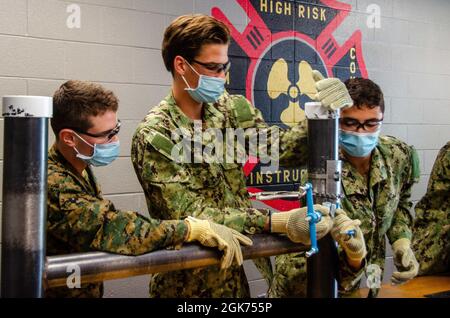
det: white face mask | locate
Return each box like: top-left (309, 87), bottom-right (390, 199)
top-left (181, 60), bottom-right (226, 103)
top-left (339, 129), bottom-right (381, 157)
top-left (73, 132), bottom-right (120, 167)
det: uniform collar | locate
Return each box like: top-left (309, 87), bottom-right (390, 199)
top-left (49, 144), bottom-right (100, 195)
top-left (166, 92), bottom-right (193, 128)
top-left (203, 100), bottom-right (225, 129)
top-left (166, 91), bottom-right (226, 130)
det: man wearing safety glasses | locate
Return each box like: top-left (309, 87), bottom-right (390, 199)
top-left (270, 78), bottom-right (421, 298)
top-left (45, 80), bottom-right (253, 297)
top-left (131, 14), bottom-right (365, 298)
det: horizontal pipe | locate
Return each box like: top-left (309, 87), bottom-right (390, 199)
top-left (46, 234), bottom-right (307, 288)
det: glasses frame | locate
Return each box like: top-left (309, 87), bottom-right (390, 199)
top-left (69, 120), bottom-right (121, 142)
top-left (191, 59), bottom-right (231, 74)
top-left (339, 118), bottom-right (383, 132)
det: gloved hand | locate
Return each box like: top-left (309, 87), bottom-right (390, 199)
top-left (270, 205), bottom-right (333, 244)
top-left (312, 70), bottom-right (353, 110)
top-left (391, 238), bottom-right (419, 285)
top-left (184, 216), bottom-right (253, 269)
top-left (331, 209), bottom-right (367, 264)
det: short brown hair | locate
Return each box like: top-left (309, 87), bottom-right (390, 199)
top-left (162, 14), bottom-right (231, 74)
top-left (51, 80), bottom-right (119, 138)
top-left (344, 78), bottom-right (385, 113)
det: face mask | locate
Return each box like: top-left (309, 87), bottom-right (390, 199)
top-left (182, 61), bottom-right (226, 103)
top-left (339, 129), bottom-right (380, 157)
top-left (73, 132), bottom-right (120, 167)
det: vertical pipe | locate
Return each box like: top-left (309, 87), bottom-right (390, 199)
top-left (305, 102), bottom-right (341, 298)
top-left (1, 96), bottom-right (52, 298)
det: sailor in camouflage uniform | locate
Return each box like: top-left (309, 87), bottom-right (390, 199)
top-left (131, 15), bottom-right (358, 298)
top-left (269, 78), bottom-right (421, 298)
top-left (413, 141), bottom-right (450, 275)
top-left (46, 80), bottom-right (253, 297)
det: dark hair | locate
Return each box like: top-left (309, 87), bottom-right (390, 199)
top-left (162, 14), bottom-right (231, 74)
top-left (344, 78), bottom-right (385, 113)
top-left (51, 80), bottom-right (119, 138)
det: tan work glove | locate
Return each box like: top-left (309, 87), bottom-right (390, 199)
top-left (184, 216), bottom-right (253, 269)
top-left (391, 238), bottom-right (419, 285)
top-left (331, 209), bottom-right (367, 264)
top-left (270, 205), bottom-right (333, 244)
top-left (312, 70), bottom-right (353, 110)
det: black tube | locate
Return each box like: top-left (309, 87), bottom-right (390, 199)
top-left (306, 114), bottom-right (340, 298)
top-left (1, 118), bottom-right (48, 298)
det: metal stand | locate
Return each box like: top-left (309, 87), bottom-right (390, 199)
top-left (250, 102), bottom-right (343, 298)
top-left (305, 102), bottom-right (341, 298)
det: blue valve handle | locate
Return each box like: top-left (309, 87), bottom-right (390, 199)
top-left (303, 183), bottom-right (321, 257)
top-left (334, 202), bottom-right (356, 239)
top-left (345, 229), bottom-right (356, 237)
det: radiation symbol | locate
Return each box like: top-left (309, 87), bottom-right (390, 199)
top-left (267, 59), bottom-right (318, 127)
top-left (213, 0), bottom-right (369, 210)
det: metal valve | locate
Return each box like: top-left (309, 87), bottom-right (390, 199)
top-left (249, 182), bottom-right (322, 257)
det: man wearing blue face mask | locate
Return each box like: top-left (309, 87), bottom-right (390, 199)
top-left (269, 77), bottom-right (421, 298)
top-left (338, 78), bottom-right (421, 296)
top-left (131, 14), bottom-right (362, 298)
top-left (46, 80), bottom-right (254, 298)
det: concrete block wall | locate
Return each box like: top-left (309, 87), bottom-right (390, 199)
top-left (0, 0), bottom-right (449, 297)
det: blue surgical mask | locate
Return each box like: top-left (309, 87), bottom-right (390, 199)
top-left (74, 132), bottom-right (120, 167)
top-left (182, 61), bottom-right (225, 103)
top-left (339, 129), bottom-right (380, 157)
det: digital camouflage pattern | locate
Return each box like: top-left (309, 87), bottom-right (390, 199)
top-left (46, 145), bottom-right (188, 298)
top-left (131, 91), bottom-right (308, 297)
top-left (269, 135), bottom-right (420, 298)
top-left (413, 141), bottom-right (450, 275)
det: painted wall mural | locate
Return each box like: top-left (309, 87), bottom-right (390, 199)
top-left (213, 0), bottom-right (368, 210)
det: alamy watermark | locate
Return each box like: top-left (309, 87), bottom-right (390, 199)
top-left (170, 120), bottom-right (280, 173)
top-left (66, 264), bottom-right (81, 289)
top-left (366, 263), bottom-right (382, 289)
top-left (366, 4), bottom-right (381, 29)
top-left (66, 4), bottom-right (81, 29)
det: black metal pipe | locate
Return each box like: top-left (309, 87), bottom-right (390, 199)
top-left (1, 96), bottom-right (51, 298)
top-left (306, 103), bottom-right (340, 298)
top-left (46, 234), bottom-right (307, 288)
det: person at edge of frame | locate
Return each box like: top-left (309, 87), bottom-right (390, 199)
top-left (412, 141), bottom-right (449, 276)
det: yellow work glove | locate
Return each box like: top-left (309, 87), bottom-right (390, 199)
top-left (331, 209), bottom-right (367, 264)
top-left (270, 205), bottom-right (333, 244)
top-left (391, 238), bottom-right (419, 285)
top-left (312, 70), bottom-right (353, 110)
top-left (184, 216), bottom-right (253, 270)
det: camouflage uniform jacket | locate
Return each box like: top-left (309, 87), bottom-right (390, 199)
top-left (131, 91), bottom-right (307, 297)
top-left (270, 135), bottom-right (420, 297)
top-left (46, 144), bottom-right (188, 297)
top-left (413, 141), bottom-right (450, 275)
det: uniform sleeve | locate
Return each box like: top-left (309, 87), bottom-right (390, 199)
top-left (228, 94), bottom-right (309, 168)
top-left (131, 127), bottom-right (269, 234)
top-left (47, 178), bottom-right (188, 255)
top-left (386, 146), bottom-right (420, 243)
top-left (336, 249), bottom-right (366, 295)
